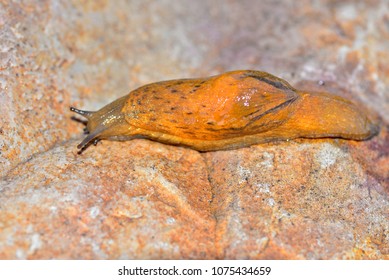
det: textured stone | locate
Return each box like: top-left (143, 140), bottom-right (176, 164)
top-left (0, 0), bottom-right (388, 259)
top-left (0, 140), bottom-right (215, 259)
top-left (205, 139), bottom-right (388, 259)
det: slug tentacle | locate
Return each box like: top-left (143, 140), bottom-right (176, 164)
top-left (70, 95), bottom-right (131, 150)
top-left (70, 107), bottom-right (95, 117)
top-left (70, 70), bottom-right (379, 152)
top-left (76, 126), bottom-right (104, 150)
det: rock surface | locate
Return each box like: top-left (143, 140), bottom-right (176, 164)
top-left (0, 0), bottom-right (388, 259)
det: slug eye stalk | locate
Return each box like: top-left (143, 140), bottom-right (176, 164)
top-left (70, 107), bottom-right (95, 118)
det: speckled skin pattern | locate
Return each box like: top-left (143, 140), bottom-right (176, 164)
top-left (72, 70), bottom-right (378, 151)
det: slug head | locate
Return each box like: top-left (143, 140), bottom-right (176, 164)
top-left (70, 95), bottom-right (129, 151)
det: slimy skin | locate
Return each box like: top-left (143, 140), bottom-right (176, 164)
top-left (70, 70), bottom-right (379, 151)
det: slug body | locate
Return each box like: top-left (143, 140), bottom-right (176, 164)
top-left (70, 70), bottom-right (378, 151)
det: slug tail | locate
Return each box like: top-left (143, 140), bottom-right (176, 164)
top-left (287, 92), bottom-right (379, 140)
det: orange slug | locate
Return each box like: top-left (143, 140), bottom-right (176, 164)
top-left (70, 70), bottom-right (379, 151)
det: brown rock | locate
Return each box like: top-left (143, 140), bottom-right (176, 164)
top-left (0, 0), bottom-right (388, 259)
top-left (0, 140), bottom-right (215, 259)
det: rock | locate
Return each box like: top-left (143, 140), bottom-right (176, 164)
top-left (205, 139), bottom-right (389, 259)
top-left (0, 0), bottom-right (388, 259)
top-left (0, 140), bottom-right (215, 259)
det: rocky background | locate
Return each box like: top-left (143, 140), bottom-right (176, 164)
top-left (0, 0), bottom-right (388, 259)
